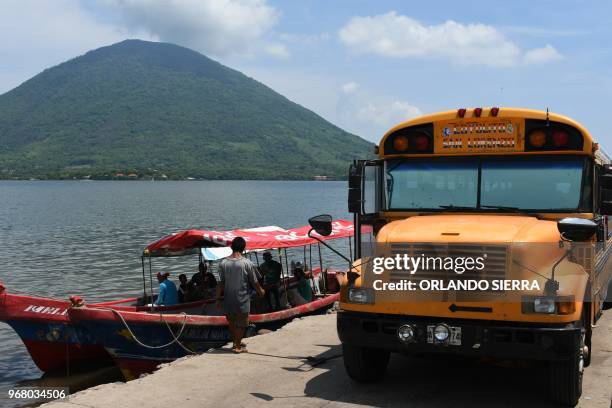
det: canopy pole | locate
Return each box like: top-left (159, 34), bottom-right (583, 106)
top-left (148, 257), bottom-right (154, 312)
top-left (278, 249), bottom-right (289, 309)
top-left (305, 245), bottom-right (316, 296)
top-left (309, 244), bottom-right (313, 272)
top-left (141, 256), bottom-right (147, 302)
top-left (318, 243), bottom-right (326, 295)
top-left (254, 252), bottom-right (260, 266)
top-left (348, 236), bottom-right (353, 261)
top-left (284, 248), bottom-right (290, 275)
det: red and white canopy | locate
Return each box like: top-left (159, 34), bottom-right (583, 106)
top-left (144, 220), bottom-right (354, 257)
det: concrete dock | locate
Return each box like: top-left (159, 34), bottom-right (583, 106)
top-left (45, 311), bottom-right (611, 408)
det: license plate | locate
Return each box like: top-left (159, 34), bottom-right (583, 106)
top-left (427, 325), bottom-right (462, 345)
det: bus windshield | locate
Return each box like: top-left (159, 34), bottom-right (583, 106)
top-left (385, 157), bottom-right (590, 212)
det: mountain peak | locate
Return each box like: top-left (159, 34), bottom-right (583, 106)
top-left (0, 41), bottom-right (371, 179)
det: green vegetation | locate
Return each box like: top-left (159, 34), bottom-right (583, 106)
top-left (0, 40), bottom-right (373, 180)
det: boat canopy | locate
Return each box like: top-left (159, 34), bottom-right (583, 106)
top-left (144, 220), bottom-right (354, 257)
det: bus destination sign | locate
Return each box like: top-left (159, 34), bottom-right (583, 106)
top-left (434, 119), bottom-right (523, 153)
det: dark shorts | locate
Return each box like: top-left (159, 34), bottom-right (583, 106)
top-left (226, 313), bottom-right (249, 328)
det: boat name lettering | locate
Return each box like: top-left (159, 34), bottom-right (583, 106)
top-left (24, 305), bottom-right (68, 315)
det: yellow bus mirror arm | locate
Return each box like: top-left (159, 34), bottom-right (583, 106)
top-left (307, 228), bottom-right (360, 286)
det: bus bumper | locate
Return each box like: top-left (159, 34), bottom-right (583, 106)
top-left (337, 311), bottom-right (581, 361)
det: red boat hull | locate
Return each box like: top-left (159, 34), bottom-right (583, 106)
top-left (0, 290), bottom-right (131, 372)
top-left (21, 338), bottom-right (111, 373)
top-left (71, 292), bottom-right (340, 379)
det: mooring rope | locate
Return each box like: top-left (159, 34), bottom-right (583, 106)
top-left (98, 307), bottom-right (196, 353)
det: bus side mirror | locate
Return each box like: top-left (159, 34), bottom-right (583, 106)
top-left (308, 214), bottom-right (333, 236)
top-left (600, 164), bottom-right (612, 215)
top-left (348, 163), bottom-right (362, 214)
top-left (558, 218), bottom-right (598, 241)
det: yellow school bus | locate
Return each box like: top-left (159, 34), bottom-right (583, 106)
top-left (338, 107), bottom-right (612, 406)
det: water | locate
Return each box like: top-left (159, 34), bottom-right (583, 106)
top-left (0, 180), bottom-right (350, 405)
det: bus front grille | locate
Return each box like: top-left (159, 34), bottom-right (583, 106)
top-left (387, 243), bottom-right (508, 286)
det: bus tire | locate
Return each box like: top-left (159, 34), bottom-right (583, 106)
top-left (584, 307), bottom-right (592, 367)
top-left (342, 343), bottom-right (389, 382)
top-left (549, 333), bottom-right (584, 406)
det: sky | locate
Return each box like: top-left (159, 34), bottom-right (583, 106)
top-left (1, 0), bottom-right (611, 148)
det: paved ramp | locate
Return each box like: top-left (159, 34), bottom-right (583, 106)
top-left (44, 311), bottom-right (611, 408)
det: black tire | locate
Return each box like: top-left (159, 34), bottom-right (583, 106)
top-left (549, 333), bottom-right (584, 406)
top-left (583, 304), bottom-right (592, 367)
top-left (584, 325), bottom-right (592, 368)
top-left (342, 343), bottom-right (390, 382)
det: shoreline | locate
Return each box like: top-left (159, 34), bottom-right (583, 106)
top-left (0, 178), bottom-right (344, 182)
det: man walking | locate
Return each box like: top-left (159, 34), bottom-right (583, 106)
top-left (216, 237), bottom-right (265, 353)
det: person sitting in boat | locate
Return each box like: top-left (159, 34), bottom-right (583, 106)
top-left (190, 262), bottom-right (207, 289)
top-left (155, 272), bottom-right (178, 306)
top-left (259, 251), bottom-right (282, 311)
top-left (177, 273), bottom-right (197, 303)
top-left (294, 266), bottom-right (313, 303)
top-left (203, 267), bottom-right (218, 290)
top-left (286, 265), bottom-right (313, 307)
top-left (194, 262), bottom-right (218, 297)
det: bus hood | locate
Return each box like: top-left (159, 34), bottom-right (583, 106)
top-left (377, 215), bottom-right (560, 244)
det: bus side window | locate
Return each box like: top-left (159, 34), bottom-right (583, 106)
top-left (595, 164), bottom-right (611, 241)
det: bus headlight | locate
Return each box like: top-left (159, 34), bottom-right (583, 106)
top-left (534, 297), bottom-right (556, 314)
top-left (348, 288), bottom-right (374, 304)
top-left (433, 324), bottom-right (450, 342)
top-left (397, 324), bottom-right (415, 342)
top-left (522, 296), bottom-right (576, 315)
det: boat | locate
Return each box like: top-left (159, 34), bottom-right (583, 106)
top-left (67, 220), bottom-right (354, 379)
top-left (0, 288), bottom-right (122, 372)
top-left (0, 285), bottom-right (216, 373)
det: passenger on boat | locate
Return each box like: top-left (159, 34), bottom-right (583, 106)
top-left (294, 266), bottom-right (313, 303)
top-left (190, 262), bottom-right (207, 288)
top-left (177, 274), bottom-right (196, 303)
top-left (260, 251), bottom-right (282, 311)
top-left (286, 265), bottom-right (313, 306)
top-left (203, 268), bottom-right (218, 290)
top-left (154, 272), bottom-right (178, 306)
top-left (216, 237), bottom-right (265, 353)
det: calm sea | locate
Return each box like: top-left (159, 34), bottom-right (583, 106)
top-left (0, 180), bottom-right (350, 406)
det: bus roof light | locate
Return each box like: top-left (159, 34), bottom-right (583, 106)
top-left (457, 108), bottom-right (466, 118)
top-left (553, 130), bottom-right (569, 147)
top-left (414, 135), bottom-right (430, 151)
top-left (528, 130), bottom-right (547, 147)
top-left (474, 107), bottom-right (483, 117)
top-left (392, 135), bottom-right (409, 152)
top-left (490, 107), bottom-right (499, 117)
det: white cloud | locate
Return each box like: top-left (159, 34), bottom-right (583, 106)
top-left (339, 12), bottom-right (562, 67)
top-left (523, 44), bottom-right (563, 64)
top-left (102, 0), bottom-right (280, 57)
top-left (264, 43), bottom-right (291, 59)
top-left (337, 82), bottom-right (422, 141)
